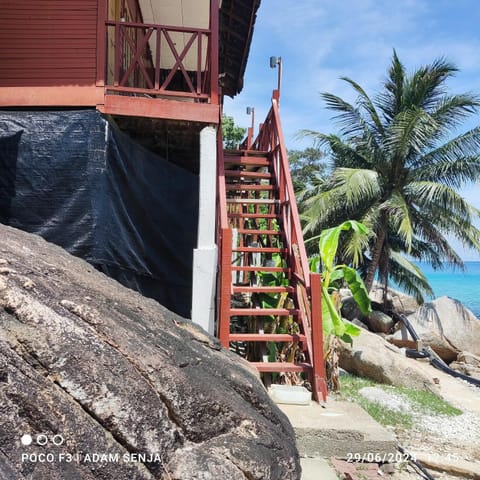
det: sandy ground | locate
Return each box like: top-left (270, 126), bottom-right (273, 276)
top-left (385, 361), bottom-right (480, 479)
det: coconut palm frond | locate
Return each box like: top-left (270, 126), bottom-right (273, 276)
top-left (376, 50), bottom-right (406, 121)
top-left (385, 107), bottom-right (438, 159)
top-left (403, 57), bottom-right (458, 112)
top-left (383, 192), bottom-right (414, 252)
top-left (331, 168), bottom-right (381, 209)
top-left (431, 94), bottom-right (480, 133)
top-left (414, 156), bottom-right (480, 188)
top-left (407, 181), bottom-right (476, 223)
top-left (320, 92), bottom-right (380, 148)
top-left (340, 76), bottom-right (385, 134)
top-left (388, 251), bottom-right (434, 303)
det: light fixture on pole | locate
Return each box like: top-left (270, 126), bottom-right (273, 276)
top-left (246, 106), bottom-right (255, 149)
top-left (269, 56), bottom-right (282, 101)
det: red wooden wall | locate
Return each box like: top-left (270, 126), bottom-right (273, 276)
top-left (0, 0), bottom-right (99, 87)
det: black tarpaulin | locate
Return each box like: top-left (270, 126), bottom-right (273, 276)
top-left (0, 109), bottom-right (198, 318)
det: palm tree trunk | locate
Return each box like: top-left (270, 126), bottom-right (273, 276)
top-left (365, 227), bottom-right (386, 292)
top-left (379, 249), bottom-right (390, 309)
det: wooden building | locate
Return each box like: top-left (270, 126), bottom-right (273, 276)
top-left (0, 0), bottom-right (257, 123)
top-left (0, 0), bottom-right (261, 330)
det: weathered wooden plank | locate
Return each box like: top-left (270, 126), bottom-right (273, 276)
top-left (0, 0), bottom-right (98, 91)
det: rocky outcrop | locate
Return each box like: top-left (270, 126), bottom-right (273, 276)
top-left (457, 351), bottom-right (480, 367)
top-left (368, 311), bottom-right (394, 334)
top-left (337, 329), bottom-right (436, 390)
top-left (340, 289), bottom-right (368, 326)
top-left (0, 224), bottom-right (300, 480)
top-left (341, 286), bottom-right (415, 333)
top-left (450, 352), bottom-right (480, 380)
top-left (388, 296), bottom-right (480, 362)
top-left (369, 284), bottom-right (419, 315)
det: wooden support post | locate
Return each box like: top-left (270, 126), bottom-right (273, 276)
top-left (209, 0), bottom-right (219, 105)
top-left (218, 228), bottom-right (232, 347)
top-left (96, 0), bottom-right (107, 87)
top-left (310, 272), bottom-right (328, 403)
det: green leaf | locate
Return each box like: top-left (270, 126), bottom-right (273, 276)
top-left (329, 267), bottom-right (345, 284)
top-left (340, 321), bottom-right (362, 345)
top-left (319, 226), bottom-right (343, 276)
top-left (260, 293), bottom-right (278, 309)
top-left (318, 220), bottom-right (369, 289)
top-left (343, 320), bottom-right (362, 337)
top-left (342, 266), bottom-right (372, 315)
top-left (340, 333), bottom-right (354, 345)
top-left (321, 286), bottom-right (346, 337)
top-left (309, 255), bottom-right (321, 273)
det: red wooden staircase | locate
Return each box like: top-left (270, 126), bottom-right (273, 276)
top-left (216, 96), bottom-right (327, 402)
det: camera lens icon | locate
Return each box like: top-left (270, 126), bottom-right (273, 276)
top-left (21, 433), bottom-right (65, 446)
top-left (52, 435), bottom-right (64, 446)
top-left (21, 434), bottom-right (32, 446)
top-left (36, 434), bottom-right (48, 446)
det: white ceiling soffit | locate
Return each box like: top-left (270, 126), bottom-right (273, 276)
top-left (138, 0), bottom-right (221, 70)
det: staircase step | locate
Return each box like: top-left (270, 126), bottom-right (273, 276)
top-left (237, 228), bottom-right (280, 235)
top-left (226, 184), bottom-right (274, 191)
top-left (251, 362), bottom-right (312, 373)
top-left (227, 198), bottom-right (279, 205)
top-left (225, 156), bottom-right (270, 167)
top-left (230, 308), bottom-right (298, 316)
top-left (225, 170), bottom-right (272, 179)
top-left (232, 246), bottom-right (287, 253)
top-left (232, 266), bottom-right (288, 273)
top-left (224, 149), bottom-right (269, 157)
top-left (229, 333), bottom-right (306, 342)
top-left (228, 213), bottom-right (280, 219)
top-left (232, 285), bottom-right (294, 294)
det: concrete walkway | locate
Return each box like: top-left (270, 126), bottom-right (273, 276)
top-left (277, 398), bottom-right (397, 480)
top-left (300, 458), bottom-right (339, 480)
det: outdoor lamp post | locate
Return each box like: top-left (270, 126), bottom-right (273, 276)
top-left (270, 56), bottom-right (282, 101)
top-left (246, 106), bottom-right (255, 149)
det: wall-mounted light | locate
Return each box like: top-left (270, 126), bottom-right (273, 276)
top-left (246, 106), bottom-right (255, 129)
top-left (270, 56), bottom-right (280, 69)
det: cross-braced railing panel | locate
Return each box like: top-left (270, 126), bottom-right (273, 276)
top-left (105, 19), bottom-right (217, 102)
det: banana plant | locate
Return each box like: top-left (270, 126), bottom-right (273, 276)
top-left (310, 220), bottom-right (371, 346)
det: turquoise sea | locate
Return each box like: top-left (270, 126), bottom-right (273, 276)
top-left (414, 261), bottom-right (480, 319)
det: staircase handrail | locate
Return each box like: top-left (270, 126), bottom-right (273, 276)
top-left (251, 98), bottom-right (311, 289)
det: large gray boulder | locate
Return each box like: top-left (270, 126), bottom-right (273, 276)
top-left (389, 296), bottom-right (480, 362)
top-left (0, 225), bottom-right (300, 480)
top-left (338, 328), bottom-right (436, 390)
top-left (368, 311), bottom-right (394, 334)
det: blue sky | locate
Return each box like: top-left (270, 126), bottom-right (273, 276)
top-left (224, 0), bottom-right (480, 261)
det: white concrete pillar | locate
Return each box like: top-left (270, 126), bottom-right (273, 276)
top-left (191, 125), bottom-right (218, 334)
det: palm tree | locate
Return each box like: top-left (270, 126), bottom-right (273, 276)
top-left (301, 51), bottom-right (480, 303)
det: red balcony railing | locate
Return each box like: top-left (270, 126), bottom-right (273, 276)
top-left (105, 17), bottom-right (218, 104)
